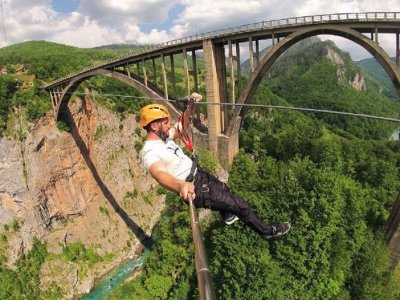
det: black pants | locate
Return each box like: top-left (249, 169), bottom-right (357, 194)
top-left (193, 168), bottom-right (273, 236)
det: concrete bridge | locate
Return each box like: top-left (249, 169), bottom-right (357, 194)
top-left (45, 12), bottom-right (400, 167)
top-left (45, 12), bottom-right (400, 265)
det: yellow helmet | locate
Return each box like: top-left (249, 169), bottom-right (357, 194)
top-left (139, 104), bottom-right (171, 127)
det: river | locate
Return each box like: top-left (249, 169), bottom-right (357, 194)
top-left (82, 248), bottom-right (151, 300)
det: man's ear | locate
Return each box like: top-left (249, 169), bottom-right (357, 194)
top-left (149, 121), bottom-right (159, 131)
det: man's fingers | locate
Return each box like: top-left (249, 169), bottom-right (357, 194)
top-left (178, 182), bottom-right (195, 202)
top-left (191, 92), bottom-right (202, 102)
top-left (188, 191), bottom-right (196, 201)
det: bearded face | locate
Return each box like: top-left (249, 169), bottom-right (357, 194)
top-left (152, 117), bottom-right (170, 141)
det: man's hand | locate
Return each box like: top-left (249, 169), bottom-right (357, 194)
top-left (178, 181), bottom-right (196, 202)
top-left (190, 92), bottom-right (202, 102)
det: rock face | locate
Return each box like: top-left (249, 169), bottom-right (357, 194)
top-left (326, 46), bottom-right (366, 91)
top-left (350, 72), bottom-right (366, 91)
top-left (0, 94), bottom-right (164, 298)
top-left (0, 138), bottom-right (26, 222)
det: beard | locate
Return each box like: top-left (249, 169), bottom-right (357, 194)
top-left (157, 129), bottom-right (169, 141)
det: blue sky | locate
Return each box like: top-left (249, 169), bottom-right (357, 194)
top-left (51, 0), bottom-right (80, 14)
top-left (0, 0), bottom-right (398, 60)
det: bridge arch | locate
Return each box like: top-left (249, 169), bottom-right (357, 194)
top-left (227, 24), bottom-right (400, 136)
top-left (55, 69), bottom-right (170, 121)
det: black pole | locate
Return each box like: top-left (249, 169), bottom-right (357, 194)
top-left (188, 198), bottom-right (216, 300)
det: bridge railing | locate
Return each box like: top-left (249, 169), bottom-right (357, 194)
top-left (162, 12), bottom-right (399, 46)
top-left (45, 12), bottom-right (400, 88)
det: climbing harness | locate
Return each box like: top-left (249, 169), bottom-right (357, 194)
top-left (176, 95), bottom-right (200, 183)
top-left (176, 95), bottom-right (196, 153)
top-left (177, 97), bottom-right (212, 209)
top-left (185, 159), bottom-right (198, 182)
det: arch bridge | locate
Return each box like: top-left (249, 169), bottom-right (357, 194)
top-left (45, 12), bottom-right (400, 166)
top-left (45, 11), bottom-right (400, 266)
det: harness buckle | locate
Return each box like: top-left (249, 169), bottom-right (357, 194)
top-left (201, 183), bottom-right (210, 193)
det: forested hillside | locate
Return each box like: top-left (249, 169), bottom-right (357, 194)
top-left (0, 37), bottom-right (399, 299)
top-left (357, 57), bottom-right (398, 100)
top-left (0, 41), bottom-right (144, 81)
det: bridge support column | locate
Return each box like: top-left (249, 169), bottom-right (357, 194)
top-left (161, 54), bottom-right (168, 99)
top-left (228, 40), bottom-right (235, 125)
top-left (218, 120), bottom-right (240, 168)
top-left (236, 43), bottom-right (242, 95)
top-left (191, 50), bottom-right (199, 92)
top-left (202, 39), bottom-right (224, 155)
top-left (396, 33), bottom-right (399, 67)
top-left (183, 48), bottom-right (190, 96)
top-left (49, 90), bottom-right (56, 109)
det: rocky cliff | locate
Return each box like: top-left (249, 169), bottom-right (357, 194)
top-left (326, 45), bottom-right (366, 91)
top-left (0, 93), bottom-right (164, 298)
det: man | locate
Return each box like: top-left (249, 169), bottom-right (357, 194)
top-left (140, 93), bottom-right (291, 239)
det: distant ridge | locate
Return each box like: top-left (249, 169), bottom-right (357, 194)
top-left (356, 57), bottom-right (397, 99)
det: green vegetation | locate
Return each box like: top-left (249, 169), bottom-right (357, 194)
top-left (0, 41), bottom-right (130, 82)
top-left (94, 124), bottom-right (108, 141)
top-left (56, 120), bottom-right (71, 132)
top-left (0, 237), bottom-right (63, 299)
top-left (264, 39), bottom-right (399, 140)
top-left (0, 75), bottom-right (19, 133)
top-left (0, 41), bottom-right (144, 136)
top-left (11, 219), bottom-right (21, 231)
top-left (79, 76), bottom-right (150, 117)
top-left (124, 189), bottom-right (139, 199)
top-left (107, 191), bottom-right (195, 299)
top-left (134, 139), bottom-right (144, 154)
top-left (106, 37), bottom-right (400, 299)
top-left (0, 43), bottom-right (98, 135)
top-left (357, 57), bottom-right (398, 100)
top-left (62, 241), bottom-right (102, 267)
top-left (99, 205), bottom-right (111, 218)
top-left (0, 234), bottom-right (111, 299)
top-left (1, 36), bottom-right (400, 299)
top-left (195, 146), bottom-right (220, 174)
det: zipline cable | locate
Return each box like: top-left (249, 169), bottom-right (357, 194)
top-left (52, 91), bottom-right (400, 123)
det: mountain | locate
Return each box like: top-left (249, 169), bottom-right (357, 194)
top-left (0, 41), bottom-right (124, 82)
top-left (356, 57), bottom-right (398, 99)
top-left (256, 36), bottom-right (400, 140)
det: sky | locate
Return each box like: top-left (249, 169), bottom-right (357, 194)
top-left (0, 0), bottom-right (398, 60)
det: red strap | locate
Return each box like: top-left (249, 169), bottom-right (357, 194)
top-left (177, 113), bottom-right (193, 153)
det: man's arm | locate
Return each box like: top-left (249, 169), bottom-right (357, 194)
top-left (149, 160), bottom-right (195, 202)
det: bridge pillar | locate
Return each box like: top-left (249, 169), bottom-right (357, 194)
top-left (396, 33), bottom-right (399, 67)
top-left (202, 39), bottom-right (224, 155)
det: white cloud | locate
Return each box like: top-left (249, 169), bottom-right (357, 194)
top-left (78, 0), bottom-right (180, 25)
top-left (0, 0), bottom-right (398, 60)
top-left (50, 17), bottom-right (123, 48)
top-left (124, 24), bottom-right (170, 44)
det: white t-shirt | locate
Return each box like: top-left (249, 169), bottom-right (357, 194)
top-left (142, 139), bottom-right (193, 180)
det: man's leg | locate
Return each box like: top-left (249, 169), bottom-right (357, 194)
top-left (194, 168), bottom-right (290, 237)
